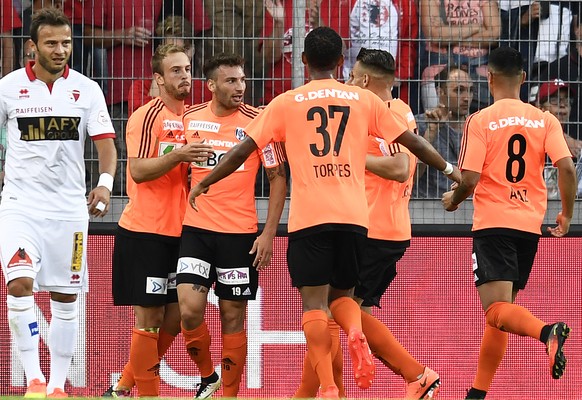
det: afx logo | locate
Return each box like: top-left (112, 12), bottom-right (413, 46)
top-left (18, 116), bottom-right (81, 141)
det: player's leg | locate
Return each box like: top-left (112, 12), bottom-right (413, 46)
top-left (0, 211), bottom-right (46, 397)
top-left (328, 231), bottom-right (375, 390)
top-left (112, 228), bottom-right (179, 397)
top-left (214, 232), bottom-right (260, 397)
top-left (356, 241), bottom-right (440, 399)
top-left (176, 228), bottom-right (218, 398)
top-left (288, 231), bottom-right (338, 397)
top-left (293, 317), bottom-right (344, 399)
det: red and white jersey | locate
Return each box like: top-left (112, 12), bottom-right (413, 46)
top-left (0, 63), bottom-right (115, 220)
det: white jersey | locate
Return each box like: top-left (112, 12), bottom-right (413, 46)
top-left (0, 63), bottom-right (115, 220)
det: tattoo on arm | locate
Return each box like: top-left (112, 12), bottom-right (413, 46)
top-left (266, 164), bottom-right (286, 181)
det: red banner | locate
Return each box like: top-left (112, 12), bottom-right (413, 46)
top-left (0, 236), bottom-right (580, 399)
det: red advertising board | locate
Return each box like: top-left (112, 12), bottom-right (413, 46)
top-left (0, 236), bottom-right (580, 399)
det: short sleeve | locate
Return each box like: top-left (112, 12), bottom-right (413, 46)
top-left (87, 81), bottom-right (115, 139)
top-left (370, 95), bottom-right (408, 143)
top-left (125, 106), bottom-right (157, 159)
top-left (259, 141), bottom-right (286, 169)
top-left (458, 112), bottom-right (486, 173)
top-left (245, 95), bottom-right (286, 149)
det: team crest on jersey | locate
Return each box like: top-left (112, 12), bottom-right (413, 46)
top-left (69, 89), bottom-right (81, 102)
top-left (235, 127), bottom-right (246, 141)
top-left (8, 248), bottom-right (32, 268)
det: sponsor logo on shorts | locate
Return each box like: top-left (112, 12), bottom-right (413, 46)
top-left (8, 248), bottom-right (32, 268)
top-left (178, 257), bottom-right (211, 279)
top-left (71, 232), bottom-right (83, 272)
top-left (167, 272), bottom-right (177, 290)
top-left (70, 273), bottom-right (81, 284)
top-left (28, 322), bottom-right (39, 336)
top-left (472, 252), bottom-right (478, 282)
top-left (146, 277), bottom-right (167, 295)
top-left (216, 267), bottom-right (250, 285)
top-left (242, 287), bottom-right (251, 296)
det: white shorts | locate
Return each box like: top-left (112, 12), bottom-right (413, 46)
top-left (0, 210), bottom-right (88, 294)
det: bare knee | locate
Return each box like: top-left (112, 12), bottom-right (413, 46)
top-left (220, 300), bottom-right (246, 334)
top-left (7, 277), bottom-right (34, 297)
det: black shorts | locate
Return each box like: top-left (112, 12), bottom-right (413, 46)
top-left (472, 229), bottom-right (539, 290)
top-left (354, 238), bottom-right (409, 308)
top-left (287, 226), bottom-right (367, 289)
top-left (176, 227), bottom-right (258, 301)
top-left (112, 226), bottom-right (179, 306)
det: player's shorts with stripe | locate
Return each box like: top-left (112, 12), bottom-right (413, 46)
top-left (286, 224), bottom-right (367, 289)
top-left (0, 209), bottom-right (88, 294)
top-left (112, 226), bottom-right (179, 306)
top-left (355, 238), bottom-right (409, 308)
top-left (472, 228), bottom-right (539, 290)
top-left (176, 227), bottom-right (258, 301)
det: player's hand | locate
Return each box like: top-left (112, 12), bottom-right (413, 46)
top-left (445, 165), bottom-right (462, 184)
top-left (178, 140), bottom-right (213, 164)
top-left (87, 186), bottom-right (111, 218)
top-left (188, 183), bottom-right (209, 211)
top-left (441, 190), bottom-right (458, 212)
top-left (249, 234), bottom-right (274, 270)
top-left (547, 211), bottom-right (571, 237)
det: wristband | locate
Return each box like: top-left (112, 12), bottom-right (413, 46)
top-left (97, 173), bottom-right (114, 192)
top-left (442, 162), bottom-right (454, 175)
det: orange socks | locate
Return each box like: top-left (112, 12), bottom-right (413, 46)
top-left (485, 302), bottom-right (545, 338)
top-left (182, 321), bottom-right (215, 378)
top-left (329, 296), bottom-right (363, 333)
top-left (116, 328), bottom-right (176, 391)
top-left (222, 331), bottom-right (247, 397)
top-left (360, 311), bottom-right (424, 383)
top-left (302, 310), bottom-right (336, 390)
top-left (473, 324), bottom-right (508, 392)
top-left (293, 319), bottom-right (345, 398)
top-left (130, 328), bottom-right (160, 396)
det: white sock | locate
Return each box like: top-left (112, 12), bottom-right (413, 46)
top-left (47, 299), bottom-right (78, 393)
top-left (7, 295), bottom-right (45, 385)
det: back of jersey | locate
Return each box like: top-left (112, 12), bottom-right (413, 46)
top-left (245, 78), bottom-right (408, 233)
top-left (459, 98), bottom-right (572, 234)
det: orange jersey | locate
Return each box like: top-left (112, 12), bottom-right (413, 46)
top-left (119, 98), bottom-right (189, 237)
top-left (183, 102), bottom-right (285, 233)
top-left (366, 99), bottom-right (417, 241)
top-left (458, 99), bottom-right (572, 234)
top-left (245, 79), bottom-right (409, 233)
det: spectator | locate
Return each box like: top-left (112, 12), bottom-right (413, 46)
top-left (500, 0), bottom-right (573, 102)
top-left (1, 0), bottom-right (22, 75)
top-left (413, 65), bottom-right (473, 198)
top-left (127, 15), bottom-right (212, 116)
top-left (83, 0), bottom-right (209, 195)
top-left (419, 0), bottom-right (500, 112)
top-left (202, 0), bottom-right (264, 100)
top-left (261, 0), bottom-right (350, 104)
top-left (342, 0), bottom-right (419, 104)
top-left (535, 79), bottom-right (582, 199)
top-left (546, 14), bottom-right (582, 141)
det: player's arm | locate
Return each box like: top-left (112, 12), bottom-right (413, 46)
top-left (251, 162), bottom-right (287, 269)
top-left (189, 136), bottom-right (258, 210)
top-left (129, 141), bottom-right (213, 183)
top-left (548, 156), bottom-right (576, 237)
top-left (395, 130), bottom-right (461, 183)
top-left (442, 169), bottom-right (480, 211)
top-left (365, 152), bottom-right (410, 182)
top-left (87, 137), bottom-right (117, 217)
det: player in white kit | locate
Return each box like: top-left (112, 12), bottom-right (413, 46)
top-left (0, 8), bottom-right (117, 398)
